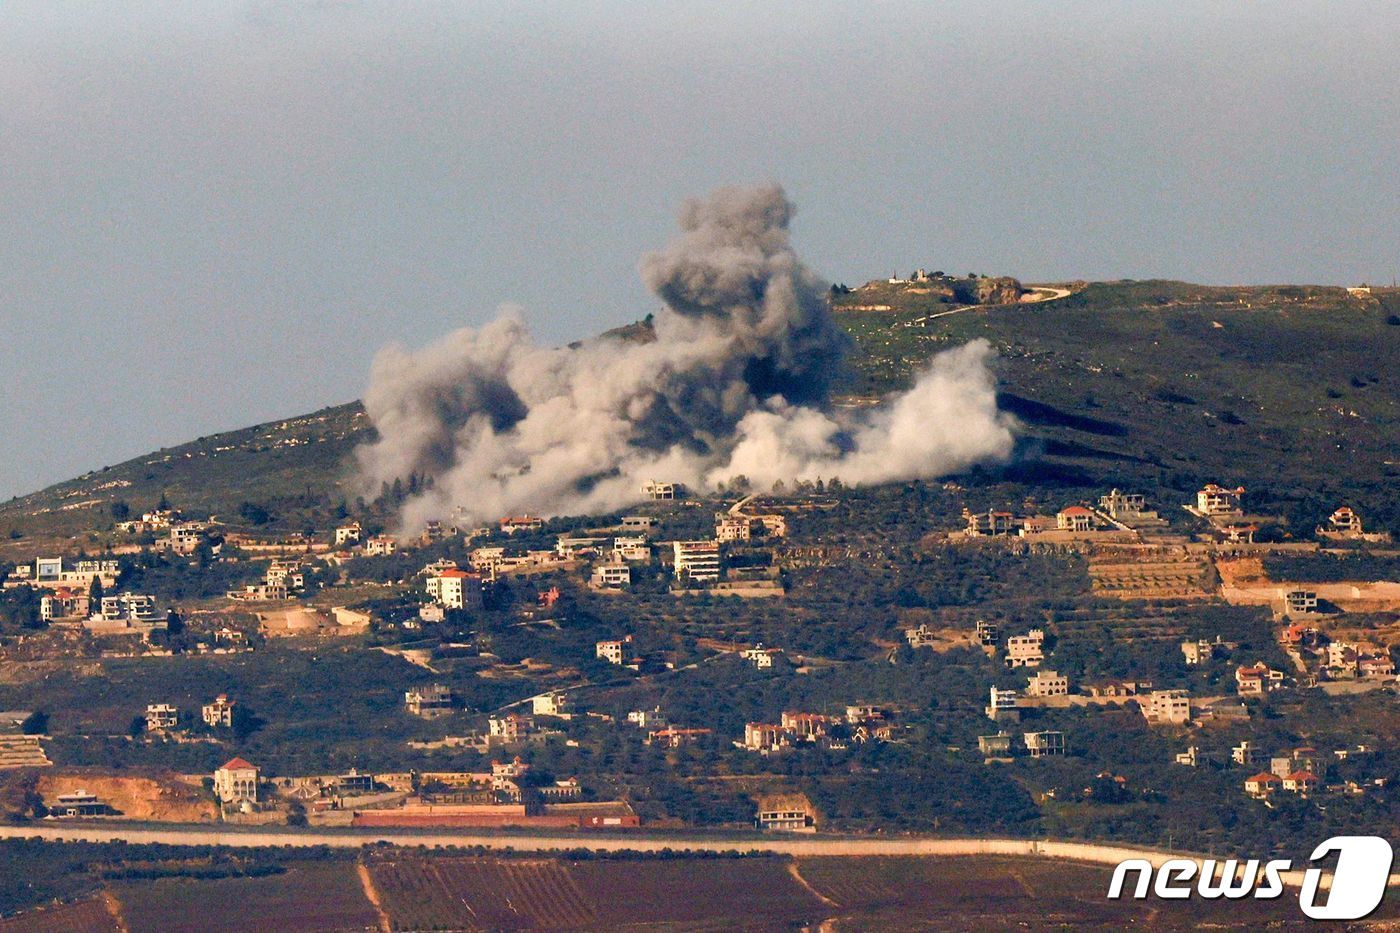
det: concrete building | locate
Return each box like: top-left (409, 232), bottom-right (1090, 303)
top-left (986, 687), bottom-right (1021, 722)
top-left (426, 569), bottom-right (483, 610)
top-left (590, 562), bottom-right (631, 589)
top-left (596, 636), bottom-right (632, 665)
top-left (672, 540), bottom-right (721, 582)
top-left (405, 684), bottom-right (454, 718)
top-left (1023, 731), bottom-right (1065, 757)
top-left (498, 516), bottom-right (544, 535)
top-left (1283, 589), bottom-right (1320, 616)
top-left (754, 792), bottom-right (816, 832)
top-left (532, 692), bottom-right (569, 717)
top-left (963, 509), bottom-right (1016, 536)
top-left (214, 757), bottom-right (259, 804)
top-left (333, 522), bottom-right (362, 547)
top-left (1141, 689), bottom-right (1191, 725)
top-left (144, 703), bottom-right (179, 732)
top-left (1056, 506), bottom-right (1094, 532)
top-left (363, 535), bottom-right (397, 557)
top-left (643, 480), bottom-right (678, 501)
top-left (1196, 484), bottom-right (1245, 515)
top-left (1006, 629), bottom-right (1045, 668)
top-left (201, 695), bottom-right (237, 728)
top-left (1026, 669), bottom-right (1069, 698)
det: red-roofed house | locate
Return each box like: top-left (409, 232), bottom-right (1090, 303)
top-left (426, 568), bottom-right (483, 610)
top-left (1056, 506), bottom-right (1094, 532)
top-left (214, 757), bottom-right (259, 804)
top-left (1283, 771), bottom-right (1320, 795)
top-left (1244, 772), bottom-right (1281, 798)
top-left (1235, 663), bottom-right (1285, 696)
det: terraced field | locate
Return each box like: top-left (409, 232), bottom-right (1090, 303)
top-left (365, 855), bottom-right (824, 930)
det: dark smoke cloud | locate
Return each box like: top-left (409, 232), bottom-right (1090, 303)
top-left (355, 184), bottom-right (1014, 533)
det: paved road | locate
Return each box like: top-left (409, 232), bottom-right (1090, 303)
top-left (0, 824), bottom-right (1366, 890)
top-left (900, 283), bottom-right (1073, 328)
top-left (0, 822), bottom-right (1161, 861)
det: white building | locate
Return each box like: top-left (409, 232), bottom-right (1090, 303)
top-left (741, 645), bottom-right (783, 669)
top-left (673, 540), bottom-right (721, 582)
top-left (426, 569), bottom-right (482, 610)
top-left (1196, 484), bottom-right (1245, 515)
top-left (1142, 689), bottom-right (1191, 725)
top-left (590, 562), bottom-right (631, 589)
top-left (596, 637), bottom-right (632, 665)
top-left (612, 536), bottom-right (651, 562)
top-left (333, 522), bottom-right (362, 547)
top-left (532, 692), bottom-right (569, 717)
top-left (214, 757), bottom-right (259, 804)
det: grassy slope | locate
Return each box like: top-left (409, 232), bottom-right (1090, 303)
top-left (837, 280), bottom-right (1400, 528)
top-left (3, 280), bottom-right (1398, 555)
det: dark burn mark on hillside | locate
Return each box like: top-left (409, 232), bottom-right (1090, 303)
top-left (995, 393), bottom-right (1130, 438)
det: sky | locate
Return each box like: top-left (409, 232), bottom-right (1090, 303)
top-left (2, 1), bottom-right (1398, 501)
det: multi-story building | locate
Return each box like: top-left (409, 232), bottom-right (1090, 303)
top-left (963, 509), bottom-right (1017, 536)
top-left (1023, 731), bottom-right (1066, 757)
top-left (532, 692), bottom-right (569, 717)
top-left (1141, 689), bottom-right (1191, 725)
top-left (1196, 484), bottom-right (1245, 515)
top-left (986, 687), bottom-right (1021, 722)
top-left (214, 757), bottom-right (259, 803)
top-left (333, 522), bottom-right (362, 547)
top-left (612, 536), bottom-right (651, 562)
top-left (1056, 506), bottom-right (1094, 532)
top-left (488, 712), bottom-right (534, 743)
top-left (426, 569), bottom-right (483, 610)
top-left (743, 722), bottom-right (786, 752)
top-left (590, 563), bottom-right (631, 589)
top-left (1026, 669), bottom-right (1069, 697)
top-left (404, 684), bottom-right (454, 718)
top-left (363, 535), bottom-right (397, 556)
top-left (672, 540), bottom-right (721, 582)
top-left (643, 480), bottom-right (678, 501)
top-left (596, 636), bottom-right (632, 665)
top-left (1006, 629), bottom-right (1045, 668)
top-left (144, 703), bottom-right (179, 731)
top-left (202, 695), bottom-right (237, 728)
top-left (754, 792), bottom-right (816, 832)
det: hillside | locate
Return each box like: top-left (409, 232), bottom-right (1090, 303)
top-left (3, 279), bottom-right (1398, 557)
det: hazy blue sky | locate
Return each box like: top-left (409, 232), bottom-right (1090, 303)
top-left (3, 2), bottom-right (1398, 500)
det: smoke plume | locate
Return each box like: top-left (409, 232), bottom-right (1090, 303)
top-left (355, 184), bottom-right (1015, 533)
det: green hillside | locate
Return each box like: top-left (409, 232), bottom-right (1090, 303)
top-left (3, 280), bottom-right (1398, 558)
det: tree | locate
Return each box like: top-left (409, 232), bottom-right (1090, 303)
top-left (21, 711), bottom-right (47, 735)
top-left (88, 574), bottom-right (104, 607)
top-left (128, 716), bottom-right (145, 738)
top-left (238, 501), bottom-right (271, 526)
top-left (110, 500), bottom-right (131, 521)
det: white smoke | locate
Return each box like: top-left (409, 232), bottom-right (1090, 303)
top-left (355, 184), bottom-right (1015, 534)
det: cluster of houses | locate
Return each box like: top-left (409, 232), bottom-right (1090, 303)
top-left (741, 705), bottom-right (897, 753)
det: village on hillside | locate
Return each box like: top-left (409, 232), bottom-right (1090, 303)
top-left (0, 466), bottom-right (1397, 843)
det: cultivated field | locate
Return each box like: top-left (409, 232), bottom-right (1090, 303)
top-left (0, 896), bottom-right (118, 933)
top-left (110, 862), bottom-right (378, 933)
top-left (364, 854), bottom-right (825, 930)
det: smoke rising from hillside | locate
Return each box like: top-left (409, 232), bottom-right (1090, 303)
top-left (355, 184), bottom-right (1015, 533)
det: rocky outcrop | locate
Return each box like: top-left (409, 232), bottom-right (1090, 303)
top-left (954, 276), bottom-right (1023, 305)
